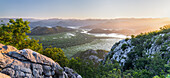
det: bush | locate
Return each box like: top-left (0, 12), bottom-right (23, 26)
top-left (0, 19), bottom-right (69, 67)
top-left (42, 47), bottom-right (69, 67)
top-left (156, 37), bottom-right (163, 45)
top-left (125, 38), bottom-right (129, 41)
top-left (121, 44), bottom-right (128, 51)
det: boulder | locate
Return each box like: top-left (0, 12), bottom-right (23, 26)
top-left (0, 72), bottom-right (11, 78)
top-left (0, 43), bottom-right (81, 78)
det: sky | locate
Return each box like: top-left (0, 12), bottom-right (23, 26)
top-left (0, 0), bottom-right (170, 19)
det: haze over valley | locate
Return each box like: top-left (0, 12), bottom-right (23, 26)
top-left (0, 0), bottom-right (170, 78)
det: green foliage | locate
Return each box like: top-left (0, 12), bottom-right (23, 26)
top-left (0, 18), bottom-right (43, 52)
top-left (131, 35), bottom-right (135, 38)
top-left (156, 36), bottom-right (163, 45)
top-left (69, 25), bottom-right (170, 78)
top-left (42, 47), bottom-right (69, 67)
top-left (1, 19), bottom-right (169, 78)
top-left (153, 74), bottom-right (170, 78)
top-left (125, 38), bottom-right (129, 41)
top-left (68, 58), bottom-right (123, 78)
top-left (164, 63), bottom-right (170, 73)
top-left (68, 57), bottom-right (96, 78)
top-left (121, 44), bottom-right (128, 51)
top-left (124, 69), bottom-right (154, 78)
top-left (0, 19), bottom-right (69, 67)
top-left (160, 25), bottom-right (170, 31)
top-left (123, 25), bottom-right (170, 78)
top-left (30, 32), bottom-right (95, 49)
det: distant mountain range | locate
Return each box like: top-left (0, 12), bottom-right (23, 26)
top-left (1, 18), bottom-right (170, 35)
top-left (0, 18), bottom-right (107, 28)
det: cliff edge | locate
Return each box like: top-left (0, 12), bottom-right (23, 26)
top-left (0, 43), bottom-right (82, 78)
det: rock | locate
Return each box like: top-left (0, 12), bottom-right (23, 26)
top-left (72, 49), bottom-right (108, 65)
top-left (43, 65), bottom-right (51, 71)
top-left (0, 72), bottom-right (11, 78)
top-left (64, 67), bottom-right (82, 78)
top-left (15, 71), bottom-right (25, 77)
top-left (103, 32), bottom-right (170, 66)
top-left (0, 43), bottom-right (81, 78)
top-left (1, 68), bottom-right (15, 77)
top-left (89, 55), bottom-right (103, 63)
top-left (0, 44), bottom-right (18, 53)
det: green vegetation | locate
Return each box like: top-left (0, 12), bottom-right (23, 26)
top-left (121, 43), bottom-right (128, 51)
top-left (0, 18), bottom-right (43, 52)
top-left (69, 24), bottom-right (169, 78)
top-left (0, 19), bottom-right (169, 78)
top-left (68, 58), bottom-right (123, 78)
top-left (0, 19), bottom-right (68, 67)
top-left (30, 32), bottom-right (95, 48)
top-left (42, 47), bottom-right (69, 67)
top-left (122, 25), bottom-right (170, 78)
top-left (28, 26), bottom-right (75, 35)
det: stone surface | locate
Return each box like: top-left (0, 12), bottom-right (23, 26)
top-left (103, 32), bottom-right (170, 65)
top-left (0, 43), bottom-right (81, 78)
top-left (0, 72), bottom-right (11, 78)
top-left (72, 49), bottom-right (108, 65)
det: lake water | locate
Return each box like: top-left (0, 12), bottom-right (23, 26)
top-left (63, 30), bottom-right (128, 58)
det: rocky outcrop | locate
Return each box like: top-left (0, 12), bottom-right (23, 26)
top-left (103, 32), bottom-right (170, 65)
top-left (0, 43), bottom-right (82, 78)
top-left (72, 49), bottom-right (108, 65)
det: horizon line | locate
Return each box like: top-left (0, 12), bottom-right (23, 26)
top-left (0, 17), bottom-right (170, 20)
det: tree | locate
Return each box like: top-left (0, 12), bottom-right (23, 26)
top-left (0, 18), bottom-right (43, 52)
top-left (42, 47), bottom-right (69, 67)
top-left (0, 18), bottom-right (69, 67)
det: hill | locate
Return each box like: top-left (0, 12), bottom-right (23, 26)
top-left (88, 28), bottom-right (134, 35)
top-left (81, 18), bottom-right (170, 35)
top-left (72, 49), bottom-right (108, 65)
top-left (103, 25), bottom-right (170, 77)
top-left (28, 26), bottom-right (75, 35)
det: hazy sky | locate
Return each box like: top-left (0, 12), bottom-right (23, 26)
top-left (0, 0), bottom-right (170, 19)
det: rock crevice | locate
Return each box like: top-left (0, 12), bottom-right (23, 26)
top-left (0, 43), bottom-right (82, 78)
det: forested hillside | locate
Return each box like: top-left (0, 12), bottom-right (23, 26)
top-left (0, 19), bottom-right (169, 78)
top-left (103, 25), bottom-right (170, 78)
top-left (28, 26), bottom-right (75, 35)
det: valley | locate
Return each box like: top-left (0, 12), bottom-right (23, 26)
top-left (29, 28), bottom-right (124, 58)
top-left (0, 18), bottom-right (169, 78)
top-left (1, 0), bottom-right (170, 77)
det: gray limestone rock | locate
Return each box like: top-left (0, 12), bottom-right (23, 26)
top-left (0, 43), bottom-right (81, 78)
top-left (103, 32), bottom-right (170, 66)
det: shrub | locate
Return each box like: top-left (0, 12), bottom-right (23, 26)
top-left (121, 44), bottom-right (128, 51)
top-left (42, 47), bottom-right (69, 67)
top-left (125, 38), bottom-right (129, 41)
top-left (0, 18), bottom-right (43, 52)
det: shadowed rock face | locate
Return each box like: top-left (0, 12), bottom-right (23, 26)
top-left (0, 43), bottom-right (82, 78)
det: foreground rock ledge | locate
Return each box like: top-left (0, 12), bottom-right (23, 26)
top-left (0, 43), bottom-right (82, 78)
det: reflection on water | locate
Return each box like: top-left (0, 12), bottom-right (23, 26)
top-left (62, 29), bottom-right (128, 58)
top-left (88, 33), bottom-right (130, 39)
top-left (81, 29), bottom-right (131, 39)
